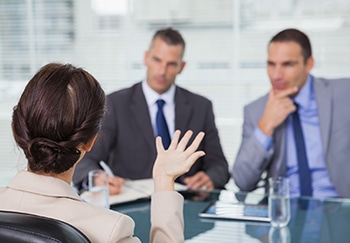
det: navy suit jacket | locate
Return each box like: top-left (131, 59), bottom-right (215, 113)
top-left (73, 82), bottom-right (229, 189)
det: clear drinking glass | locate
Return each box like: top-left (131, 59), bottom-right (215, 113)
top-left (269, 226), bottom-right (291, 243)
top-left (268, 177), bottom-right (291, 227)
top-left (88, 169), bottom-right (109, 209)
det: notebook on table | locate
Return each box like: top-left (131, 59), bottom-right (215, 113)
top-left (109, 179), bottom-right (188, 205)
top-left (199, 201), bottom-right (270, 222)
top-left (199, 191), bottom-right (270, 223)
top-left (80, 178), bottom-right (188, 206)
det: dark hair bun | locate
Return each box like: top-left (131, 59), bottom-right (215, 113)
top-left (12, 63), bottom-right (105, 174)
top-left (28, 138), bottom-right (81, 174)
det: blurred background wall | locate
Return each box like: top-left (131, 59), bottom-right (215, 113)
top-left (0, 0), bottom-right (349, 187)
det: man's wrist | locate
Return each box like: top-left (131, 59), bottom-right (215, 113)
top-left (257, 119), bottom-right (274, 137)
top-left (254, 127), bottom-right (273, 151)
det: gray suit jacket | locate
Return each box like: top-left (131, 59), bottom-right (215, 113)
top-left (73, 82), bottom-right (229, 189)
top-left (0, 171), bottom-right (185, 243)
top-left (232, 76), bottom-right (350, 197)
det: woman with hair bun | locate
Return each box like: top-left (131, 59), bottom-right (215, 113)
top-left (0, 63), bottom-right (205, 242)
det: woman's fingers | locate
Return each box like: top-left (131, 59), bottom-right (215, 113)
top-left (156, 130), bottom-right (205, 164)
top-left (155, 136), bottom-right (164, 153)
top-left (168, 130), bottom-right (181, 150)
top-left (184, 131), bottom-right (205, 155)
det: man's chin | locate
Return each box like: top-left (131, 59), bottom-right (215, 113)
top-left (272, 82), bottom-right (288, 90)
top-left (153, 85), bottom-right (169, 94)
top-left (272, 87), bottom-right (286, 94)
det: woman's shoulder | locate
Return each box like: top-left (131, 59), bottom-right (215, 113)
top-left (70, 201), bottom-right (138, 242)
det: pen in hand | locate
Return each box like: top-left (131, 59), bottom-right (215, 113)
top-left (99, 161), bottom-right (114, 176)
top-left (100, 161), bottom-right (126, 195)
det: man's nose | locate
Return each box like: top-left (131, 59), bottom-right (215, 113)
top-left (271, 66), bottom-right (283, 79)
top-left (158, 63), bottom-right (167, 76)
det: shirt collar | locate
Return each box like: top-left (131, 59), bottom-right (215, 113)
top-left (293, 74), bottom-right (314, 110)
top-left (142, 80), bottom-right (175, 106)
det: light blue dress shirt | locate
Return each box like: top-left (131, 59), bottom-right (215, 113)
top-left (254, 75), bottom-right (339, 198)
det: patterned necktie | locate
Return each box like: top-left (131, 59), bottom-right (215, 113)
top-left (292, 103), bottom-right (313, 197)
top-left (156, 99), bottom-right (171, 149)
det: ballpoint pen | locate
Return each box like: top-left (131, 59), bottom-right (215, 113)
top-left (99, 161), bottom-right (114, 176)
top-left (99, 161), bottom-right (150, 194)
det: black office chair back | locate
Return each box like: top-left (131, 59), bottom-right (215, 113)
top-left (0, 211), bottom-right (91, 243)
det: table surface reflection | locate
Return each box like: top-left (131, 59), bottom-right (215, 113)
top-left (111, 190), bottom-right (350, 243)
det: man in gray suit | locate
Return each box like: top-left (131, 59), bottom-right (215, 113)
top-left (233, 28), bottom-right (350, 198)
top-left (73, 27), bottom-right (229, 194)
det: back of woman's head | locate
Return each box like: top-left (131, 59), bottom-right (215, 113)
top-left (12, 63), bottom-right (106, 174)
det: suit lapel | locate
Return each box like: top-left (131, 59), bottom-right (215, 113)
top-left (130, 83), bottom-right (155, 150)
top-left (313, 77), bottom-right (332, 156)
top-left (174, 87), bottom-right (192, 132)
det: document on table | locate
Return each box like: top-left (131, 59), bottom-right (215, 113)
top-left (199, 201), bottom-right (270, 222)
top-left (198, 190), bottom-right (270, 222)
top-left (109, 178), bottom-right (187, 205)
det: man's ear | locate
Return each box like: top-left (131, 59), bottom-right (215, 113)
top-left (306, 56), bottom-right (314, 72)
top-left (144, 51), bottom-right (149, 66)
top-left (81, 135), bottom-right (98, 152)
top-left (177, 61), bottom-right (186, 74)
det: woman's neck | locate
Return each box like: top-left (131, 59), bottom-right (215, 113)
top-left (27, 166), bottom-right (75, 184)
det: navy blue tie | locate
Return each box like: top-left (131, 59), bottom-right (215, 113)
top-left (292, 104), bottom-right (313, 197)
top-left (156, 99), bottom-right (171, 149)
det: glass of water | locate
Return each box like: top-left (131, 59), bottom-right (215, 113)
top-left (88, 169), bottom-right (109, 209)
top-left (268, 177), bottom-right (291, 227)
top-left (269, 226), bottom-right (291, 243)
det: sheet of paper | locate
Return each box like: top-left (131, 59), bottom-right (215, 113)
top-left (81, 178), bottom-right (188, 205)
top-left (109, 178), bottom-right (188, 205)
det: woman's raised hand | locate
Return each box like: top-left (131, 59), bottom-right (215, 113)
top-left (153, 130), bottom-right (205, 192)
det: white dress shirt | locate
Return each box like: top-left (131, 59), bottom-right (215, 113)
top-left (142, 80), bottom-right (175, 137)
